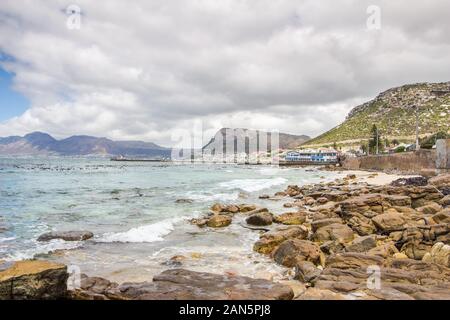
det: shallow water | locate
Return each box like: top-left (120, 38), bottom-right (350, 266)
top-left (0, 156), bottom-right (343, 282)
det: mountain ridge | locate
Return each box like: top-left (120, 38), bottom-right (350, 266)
top-left (203, 128), bottom-right (310, 152)
top-left (0, 132), bottom-right (171, 157)
top-left (303, 81), bottom-right (450, 147)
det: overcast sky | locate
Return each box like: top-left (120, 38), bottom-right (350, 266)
top-left (0, 0), bottom-right (449, 146)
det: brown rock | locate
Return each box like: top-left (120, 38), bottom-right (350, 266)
top-left (273, 212), bottom-right (307, 225)
top-left (238, 204), bottom-right (257, 212)
top-left (326, 252), bottom-right (385, 269)
top-left (273, 239), bottom-right (322, 267)
top-left (246, 212), bottom-right (273, 226)
top-left (254, 226), bottom-right (308, 254)
top-left (313, 223), bottom-right (354, 243)
top-left (432, 209), bottom-right (450, 224)
top-left (401, 242), bottom-right (432, 260)
top-left (428, 173), bottom-right (450, 188)
top-left (311, 218), bottom-right (343, 232)
top-left (207, 215), bottom-right (232, 228)
top-left (294, 261), bottom-right (322, 282)
top-left (417, 203), bottom-right (443, 215)
top-left (37, 231), bottom-right (93, 242)
top-left (439, 195), bottom-right (450, 206)
top-left (141, 269), bottom-right (293, 300)
top-left (0, 260), bottom-right (68, 300)
top-left (345, 235), bottom-right (377, 253)
top-left (422, 242), bottom-right (450, 267)
top-left (296, 287), bottom-right (346, 300)
top-left (371, 211), bottom-right (406, 233)
top-left (382, 195), bottom-right (412, 207)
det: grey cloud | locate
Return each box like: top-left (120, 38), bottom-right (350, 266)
top-left (0, 0), bottom-right (449, 146)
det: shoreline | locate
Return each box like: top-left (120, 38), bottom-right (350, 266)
top-left (1, 168), bottom-right (449, 300)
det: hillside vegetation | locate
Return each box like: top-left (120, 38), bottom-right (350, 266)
top-left (303, 82), bottom-right (450, 147)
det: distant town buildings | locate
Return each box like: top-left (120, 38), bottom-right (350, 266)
top-left (284, 148), bottom-right (339, 164)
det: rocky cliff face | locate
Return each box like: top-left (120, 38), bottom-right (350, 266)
top-left (203, 128), bottom-right (310, 152)
top-left (304, 82), bottom-right (450, 146)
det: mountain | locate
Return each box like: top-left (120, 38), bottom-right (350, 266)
top-left (0, 132), bottom-right (171, 157)
top-left (203, 128), bottom-right (310, 153)
top-left (303, 82), bottom-right (450, 147)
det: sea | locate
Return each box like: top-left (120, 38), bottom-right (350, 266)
top-left (0, 156), bottom-right (345, 282)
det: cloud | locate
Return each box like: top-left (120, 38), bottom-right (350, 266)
top-left (0, 0), bottom-right (449, 146)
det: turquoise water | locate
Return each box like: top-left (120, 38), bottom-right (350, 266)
top-left (0, 157), bottom-right (342, 282)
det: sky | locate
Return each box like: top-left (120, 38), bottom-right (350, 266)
top-left (0, 0), bottom-right (449, 147)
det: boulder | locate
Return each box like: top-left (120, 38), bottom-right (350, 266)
top-left (273, 212), bottom-right (306, 225)
top-left (246, 212), bottom-right (273, 226)
top-left (391, 176), bottom-right (428, 187)
top-left (294, 261), bottom-right (322, 283)
top-left (344, 212), bottom-right (377, 236)
top-left (238, 204), bottom-right (257, 212)
top-left (422, 242), bottom-right (450, 267)
top-left (207, 215), bottom-right (232, 228)
top-left (73, 269), bottom-right (294, 300)
top-left (439, 194), bottom-right (450, 207)
top-left (70, 274), bottom-right (119, 300)
top-left (313, 223), bottom-right (354, 243)
top-left (175, 199), bottom-right (193, 204)
top-left (382, 195), bottom-right (412, 207)
top-left (316, 197), bottom-right (328, 204)
top-left (340, 194), bottom-right (383, 215)
top-left (311, 218), bottom-right (343, 232)
top-left (326, 253), bottom-right (385, 269)
top-left (417, 203), bottom-right (443, 215)
top-left (428, 173), bottom-right (450, 188)
top-left (371, 211), bottom-right (406, 233)
top-left (432, 209), bottom-right (450, 224)
top-left (285, 185), bottom-right (301, 197)
top-left (368, 241), bottom-right (399, 258)
top-left (273, 239), bottom-right (322, 267)
top-left (190, 218), bottom-right (209, 227)
top-left (254, 226), bottom-right (308, 254)
top-left (439, 195), bottom-right (450, 206)
top-left (296, 287), bottom-right (346, 300)
top-left (37, 231), bottom-right (93, 242)
top-left (345, 235), bottom-right (377, 253)
top-left (0, 260), bottom-right (68, 300)
top-left (135, 269), bottom-right (293, 300)
top-left (401, 242), bottom-right (433, 260)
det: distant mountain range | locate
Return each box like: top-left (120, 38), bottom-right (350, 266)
top-left (203, 128), bottom-right (310, 153)
top-left (0, 132), bottom-right (171, 157)
top-left (0, 129), bottom-right (311, 157)
top-left (303, 81), bottom-right (450, 147)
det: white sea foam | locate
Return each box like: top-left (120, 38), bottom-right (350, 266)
top-left (98, 217), bottom-right (186, 243)
top-left (218, 177), bottom-right (287, 192)
top-left (6, 239), bottom-right (82, 261)
top-left (0, 237), bottom-right (16, 243)
top-left (186, 192), bottom-right (239, 202)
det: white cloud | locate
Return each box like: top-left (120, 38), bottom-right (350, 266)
top-left (0, 0), bottom-right (449, 146)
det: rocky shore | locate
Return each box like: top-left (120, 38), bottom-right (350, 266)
top-left (1, 171), bottom-right (449, 300)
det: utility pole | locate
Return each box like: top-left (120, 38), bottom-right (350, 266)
top-left (415, 105), bottom-right (420, 151)
top-left (376, 126), bottom-right (379, 155)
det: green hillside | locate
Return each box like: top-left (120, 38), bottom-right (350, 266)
top-left (303, 82), bottom-right (450, 147)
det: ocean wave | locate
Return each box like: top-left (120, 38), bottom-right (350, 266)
top-left (97, 217), bottom-right (186, 243)
top-left (186, 192), bottom-right (239, 202)
top-left (218, 177), bottom-right (287, 192)
top-left (5, 239), bottom-right (82, 261)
